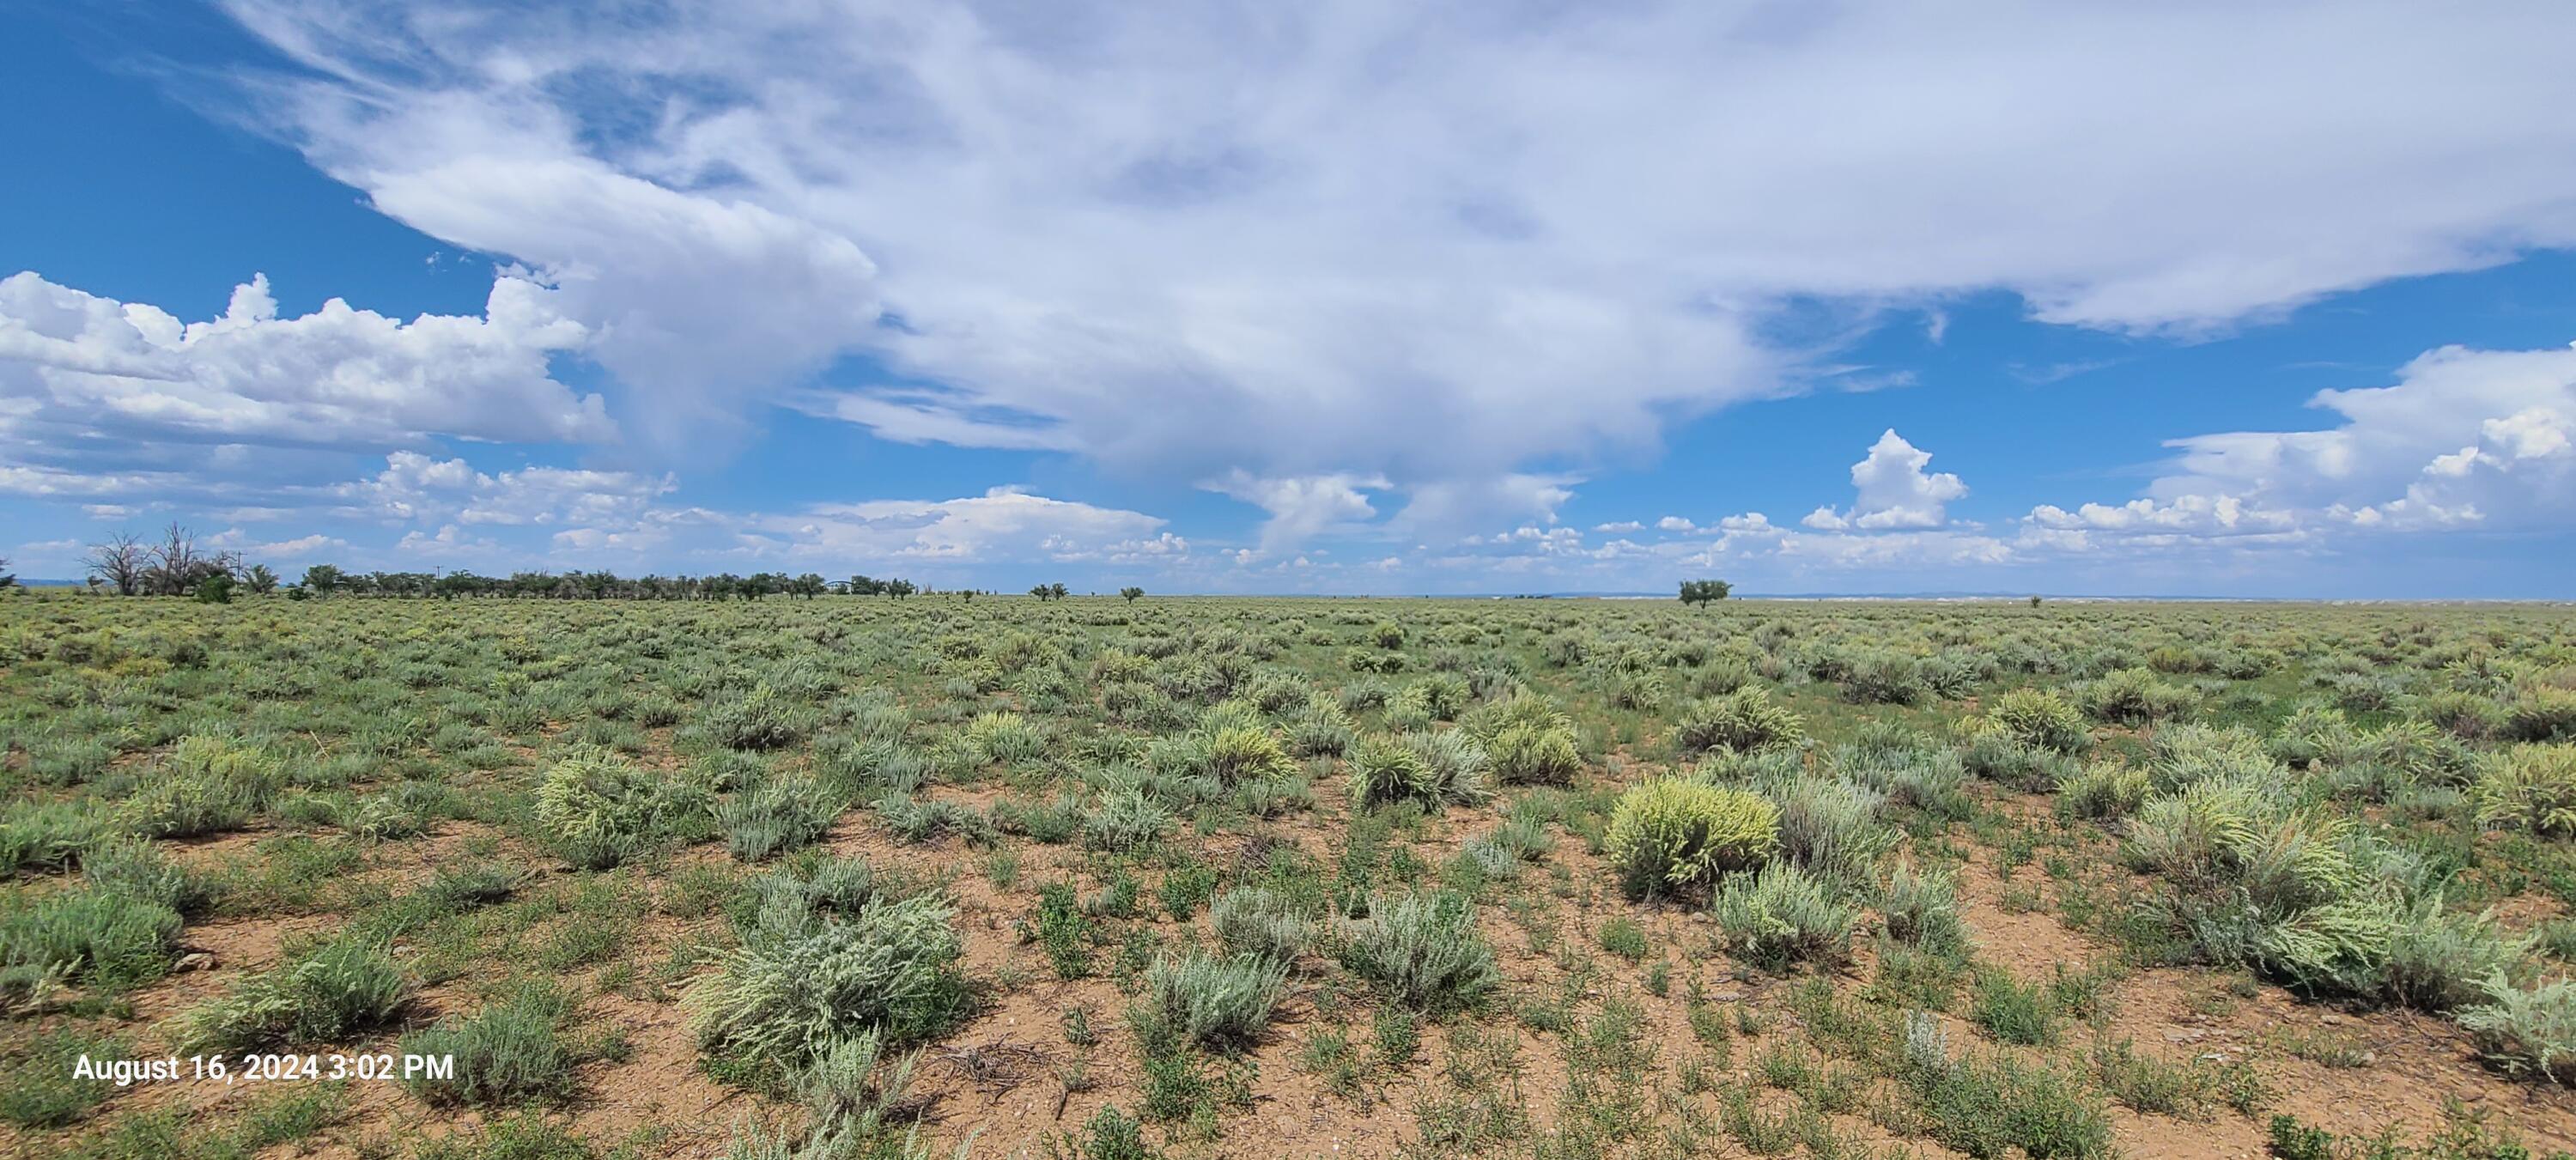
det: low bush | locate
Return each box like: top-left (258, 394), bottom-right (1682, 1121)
top-left (403, 981), bottom-right (577, 1107)
top-left (0, 884), bottom-right (181, 997)
top-left (1485, 722), bottom-right (1582, 786)
top-left (123, 735), bottom-right (281, 838)
top-left (1674, 687), bottom-right (1805, 756)
top-left (701, 683), bottom-right (810, 751)
top-left (1210, 887), bottom-right (1314, 966)
top-left (687, 890), bottom-right (968, 1065)
top-left (1713, 863), bottom-right (1856, 973)
top-left (0, 1028), bottom-right (120, 1127)
top-left (1338, 892), bottom-right (1500, 1014)
top-left (533, 746), bottom-right (712, 868)
top-left (0, 800), bottom-right (109, 874)
top-left (1203, 724), bottom-right (1297, 784)
top-left (1754, 773), bottom-right (1895, 890)
top-left (2057, 762), bottom-right (2151, 821)
top-left (1082, 787), bottom-right (1174, 852)
top-left (80, 838), bottom-right (209, 914)
top-left (1880, 862), bottom-right (1967, 955)
top-left (2380, 900), bottom-right (2536, 1013)
top-left (1905, 1045), bottom-right (2115, 1159)
top-left (1132, 952), bottom-right (1287, 1053)
top-left (1989, 688), bottom-right (2091, 753)
top-left (2472, 744), bottom-right (2576, 837)
top-left (2081, 667), bottom-right (2196, 726)
top-left (177, 937), bottom-right (409, 1054)
top-left (1604, 779), bottom-right (1778, 897)
top-left (716, 775), bottom-right (838, 861)
top-left (2457, 971), bottom-right (2576, 1084)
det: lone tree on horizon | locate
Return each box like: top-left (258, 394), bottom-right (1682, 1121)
top-left (1121, 586), bottom-right (1145, 603)
top-left (1680, 579), bottom-right (1732, 606)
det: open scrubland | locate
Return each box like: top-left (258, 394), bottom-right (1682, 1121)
top-left (7, 593), bottom-right (2576, 1160)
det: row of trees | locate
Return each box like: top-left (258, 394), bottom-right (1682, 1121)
top-left (66, 526), bottom-right (1157, 603)
top-left (81, 525), bottom-right (276, 598)
top-left (1020, 583), bottom-right (1146, 601)
top-left (291, 568), bottom-right (932, 601)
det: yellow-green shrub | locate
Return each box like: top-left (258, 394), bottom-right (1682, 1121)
top-left (1605, 779), bottom-right (1778, 896)
top-left (1988, 688), bottom-right (2090, 754)
top-left (2474, 744), bottom-right (2576, 837)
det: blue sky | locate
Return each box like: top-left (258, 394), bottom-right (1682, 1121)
top-left (6, 3), bottom-right (2576, 597)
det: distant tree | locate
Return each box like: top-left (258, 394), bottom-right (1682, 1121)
top-left (84, 532), bottom-right (147, 596)
top-left (1121, 586), bottom-right (1145, 603)
top-left (287, 585), bottom-right (310, 602)
top-left (142, 522), bottom-right (236, 596)
top-left (1680, 579), bottom-right (1732, 606)
top-left (1029, 584), bottom-right (1050, 600)
top-left (792, 573), bottom-right (828, 599)
top-left (0, 555), bottom-right (14, 590)
top-left (887, 579), bottom-right (917, 598)
top-left (301, 563), bottom-right (344, 597)
top-left (246, 564), bottom-right (279, 594)
top-left (194, 574), bottom-right (235, 604)
top-left (1048, 582), bottom-right (1070, 600)
top-left (2028, 594), bottom-right (2043, 608)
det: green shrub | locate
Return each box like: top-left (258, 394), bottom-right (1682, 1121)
top-left (2504, 683), bottom-right (2576, 744)
top-left (716, 775), bottom-right (838, 861)
top-left (0, 1028), bottom-right (120, 1127)
top-left (2457, 972), bottom-right (2576, 1084)
top-left (1842, 653), bottom-right (1930, 706)
top-left (1036, 882), bottom-right (1096, 979)
top-left (962, 710), bottom-right (1046, 765)
top-left (1960, 733), bottom-right (2077, 792)
top-left (533, 746), bottom-right (712, 868)
top-left (1971, 969), bottom-right (2063, 1046)
top-left (1062, 1106), bottom-right (1157, 1160)
top-left (1754, 773), bottom-right (1895, 889)
top-left (0, 799), bottom-right (110, 873)
top-left (1132, 952), bottom-right (1287, 1053)
top-left (1905, 1047), bottom-right (2114, 1159)
top-left (687, 890), bottom-right (968, 1065)
top-left (1284, 701), bottom-right (1357, 758)
top-left (1402, 730), bottom-right (1492, 806)
top-left (403, 981), bottom-right (577, 1107)
top-left (1338, 892), bottom-right (1500, 1014)
top-left (875, 791), bottom-right (998, 847)
top-left (1990, 688), bottom-right (2091, 753)
top-left (177, 937), bottom-right (409, 1054)
top-left (2380, 899), bottom-right (2536, 1013)
top-left (702, 683), bottom-right (809, 751)
top-left (1712, 863), bottom-right (1856, 973)
top-left (1597, 916), bottom-right (1649, 962)
top-left (0, 885), bottom-right (180, 996)
top-left (1485, 722), bottom-right (1582, 786)
top-left (1347, 734), bottom-right (1431, 809)
top-left (2057, 762), bottom-right (2150, 820)
top-left (80, 838), bottom-right (208, 914)
top-left (1203, 724), bottom-right (1297, 783)
top-left (2081, 667), bottom-right (2195, 725)
top-left (1210, 887), bottom-right (1312, 965)
top-left (2251, 896), bottom-right (2399, 997)
top-left (2473, 744), bottom-right (2576, 836)
top-left (1880, 862), bottom-right (1966, 954)
top-left (1674, 687), bottom-right (1804, 756)
top-left (123, 735), bottom-right (281, 838)
top-left (1082, 787), bottom-right (1174, 852)
top-left (1604, 779), bottom-right (1778, 896)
